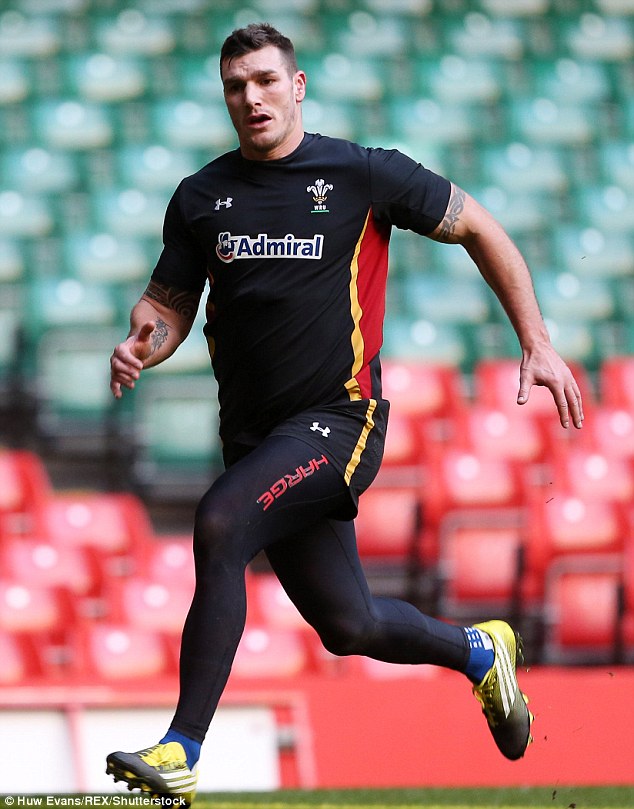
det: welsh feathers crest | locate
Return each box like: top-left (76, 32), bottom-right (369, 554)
top-left (307, 178), bottom-right (333, 213)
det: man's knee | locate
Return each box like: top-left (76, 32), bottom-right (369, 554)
top-left (317, 613), bottom-right (377, 657)
top-left (193, 496), bottom-right (241, 559)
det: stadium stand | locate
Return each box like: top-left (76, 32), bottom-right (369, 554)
top-left (0, 1), bottom-right (633, 701)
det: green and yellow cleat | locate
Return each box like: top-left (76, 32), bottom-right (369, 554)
top-left (106, 741), bottom-right (197, 806)
top-left (472, 620), bottom-right (534, 760)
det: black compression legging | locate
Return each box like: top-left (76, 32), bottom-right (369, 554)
top-left (170, 434), bottom-right (470, 743)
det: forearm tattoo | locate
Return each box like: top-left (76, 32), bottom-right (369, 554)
top-left (150, 318), bottom-right (169, 355)
top-left (435, 186), bottom-right (466, 242)
top-left (143, 279), bottom-right (199, 319)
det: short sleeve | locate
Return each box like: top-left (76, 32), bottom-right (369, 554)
top-left (151, 182), bottom-right (208, 294)
top-left (369, 148), bottom-right (451, 235)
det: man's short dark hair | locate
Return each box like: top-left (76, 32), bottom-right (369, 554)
top-left (220, 23), bottom-right (298, 76)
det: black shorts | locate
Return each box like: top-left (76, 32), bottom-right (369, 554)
top-left (222, 398), bottom-right (389, 520)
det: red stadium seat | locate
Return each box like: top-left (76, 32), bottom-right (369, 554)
top-left (584, 405), bottom-right (634, 461)
top-left (35, 491), bottom-right (153, 574)
top-left (448, 403), bottom-right (546, 463)
top-left (549, 445), bottom-right (634, 504)
top-left (249, 573), bottom-right (308, 632)
top-left (380, 360), bottom-right (466, 470)
top-left (144, 535), bottom-right (195, 590)
top-left (0, 449), bottom-right (52, 534)
top-left (105, 576), bottom-right (192, 636)
top-left (0, 631), bottom-right (42, 684)
top-left (232, 624), bottom-right (309, 679)
top-left (544, 560), bottom-right (623, 664)
top-left (74, 622), bottom-right (174, 681)
top-left (524, 490), bottom-right (627, 594)
top-left (355, 485), bottom-right (424, 560)
top-left (0, 537), bottom-right (101, 597)
top-left (0, 581), bottom-right (72, 635)
top-left (423, 444), bottom-right (524, 531)
top-left (599, 356), bottom-right (634, 408)
top-left (381, 360), bottom-right (465, 420)
top-left (473, 358), bottom-right (594, 421)
top-left (438, 518), bottom-right (527, 619)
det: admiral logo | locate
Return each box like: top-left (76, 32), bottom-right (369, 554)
top-left (216, 232), bottom-right (324, 263)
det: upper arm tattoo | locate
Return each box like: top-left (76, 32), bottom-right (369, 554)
top-left (434, 185), bottom-right (466, 243)
top-left (143, 279), bottom-right (199, 320)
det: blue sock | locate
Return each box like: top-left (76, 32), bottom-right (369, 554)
top-left (160, 729), bottom-right (201, 769)
top-left (464, 626), bottom-right (495, 684)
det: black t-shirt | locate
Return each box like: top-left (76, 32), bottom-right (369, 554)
top-left (152, 132), bottom-right (451, 445)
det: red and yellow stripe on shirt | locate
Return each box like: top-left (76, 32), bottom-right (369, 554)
top-left (345, 208), bottom-right (390, 402)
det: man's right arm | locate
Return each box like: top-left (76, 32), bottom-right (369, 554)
top-left (110, 279), bottom-right (201, 399)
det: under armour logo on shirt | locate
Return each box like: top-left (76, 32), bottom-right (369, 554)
top-left (215, 197), bottom-right (233, 210)
top-left (310, 422), bottom-right (330, 438)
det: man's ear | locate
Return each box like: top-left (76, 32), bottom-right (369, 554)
top-left (294, 71), bottom-right (307, 102)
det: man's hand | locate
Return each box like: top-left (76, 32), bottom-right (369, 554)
top-left (517, 342), bottom-right (584, 429)
top-left (110, 321), bottom-right (156, 399)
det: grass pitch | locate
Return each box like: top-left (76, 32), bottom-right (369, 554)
top-left (190, 786), bottom-right (633, 809)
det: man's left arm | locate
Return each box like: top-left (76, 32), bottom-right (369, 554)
top-left (428, 182), bottom-right (584, 430)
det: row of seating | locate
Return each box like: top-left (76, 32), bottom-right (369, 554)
top-left (1, 5), bottom-right (633, 60)
top-left (2, 344), bottom-right (634, 675)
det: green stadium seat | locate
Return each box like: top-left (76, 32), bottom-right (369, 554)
top-left (577, 185), bottom-right (634, 234)
top-left (178, 55), bottom-right (226, 103)
top-left (0, 10), bottom-right (62, 57)
top-left (0, 58), bottom-right (30, 104)
top-left (470, 185), bottom-right (554, 237)
top-left (131, 373), bottom-right (222, 500)
top-left (116, 144), bottom-right (199, 191)
top-left (0, 191), bottom-right (54, 238)
top-left (151, 99), bottom-right (235, 151)
top-left (302, 98), bottom-right (358, 141)
top-left (506, 98), bottom-right (598, 146)
top-left (444, 13), bottom-right (525, 59)
top-left (415, 55), bottom-right (504, 105)
top-left (598, 140), bottom-right (634, 190)
top-left (388, 98), bottom-right (476, 145)
top-left (529, 57), bottom-right (613, 104)
top-left (533, 272), bottom-right (615, 323)
top-left (64, 53), bottom-right (147, 103)
top-left (401, 273), bottom-right (491, 326)
top-left (302, 53), bottom-right (385, 102)
top-left (0, 283), bottom-right (25, 390)
top-left (25, 279), bottom-right (121, 348)
top-left (479, 142), bottom-right (568, 194)
top-left (326, 11), bottom-right (409, 57)
top-left (0, 239), bottom-right (24, 284)
top-left (93, 10), bottom-right (176, 56)
top-left (478, 0), bottom-right (550, 16)
top-left (32, 99), bottom-right (114, 150)
top-left (91, 188), bottom-right (169, 238)
top-left (2, 147), bottom-right (79, 195)
top-left (63, 232), bottom-right (151, 286)
top-left (594, 0), bottom-right (634, 12)
top-left (382, 316), bottom-right (471, 368)
top-left (553, 225), bottom-right (634, 278)
top-left (33, 325), bottom-right (123, 452)
top-left (425, 239), bottom-right (480, 278)
top-left (562, 13), bottom-right (634, 62)
top-left (363, 0), bottom-right (432, 14)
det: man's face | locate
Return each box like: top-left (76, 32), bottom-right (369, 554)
top-left (221, 45), bottom-right (306, 161)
